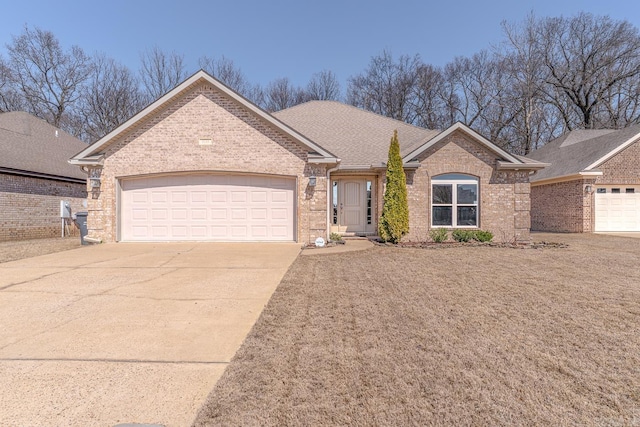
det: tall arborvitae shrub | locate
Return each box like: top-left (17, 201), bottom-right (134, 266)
top-left (379, 130), bottom-right (409, 243)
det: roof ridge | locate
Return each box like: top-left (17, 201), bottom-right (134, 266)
top-left (276, 100), bottom-right (438, 133)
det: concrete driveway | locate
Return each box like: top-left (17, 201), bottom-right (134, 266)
top-left (0, 242), bottom-right (300, 427)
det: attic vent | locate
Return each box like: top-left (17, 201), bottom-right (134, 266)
top-left (199, 139), bottom-right (213, 146)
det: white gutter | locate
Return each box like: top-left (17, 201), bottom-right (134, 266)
top-left (530, 170), bottom-right (603, 186)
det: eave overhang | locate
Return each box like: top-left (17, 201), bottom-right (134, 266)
top-left (530, 170), bottom-right (604, 186)
top-left (0, 166), bottom-right (86, 184)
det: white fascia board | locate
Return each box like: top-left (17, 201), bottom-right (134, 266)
top-left (402, 122), bottom-right (522, 164)
top-left (68, 154), bottom-right (104, 166)
top-left (307, 156), bottom-right (340, 164)
top-left (70, 70), bottom-right (337, 162)
top-left (530, 171), bottom-right (603, 186)
top-left (584, 132), bottom-right (640, 170)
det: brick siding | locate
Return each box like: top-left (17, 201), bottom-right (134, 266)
top-left (88, 82), bottom-right (326, 244)
top-left (405, 130), bottom-right (531, 243)
top-left (530, 179), bottom-right (594, 232)
top-left (0, 172), bottom-right (86, 241)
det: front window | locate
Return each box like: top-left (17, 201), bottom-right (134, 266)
top-left (432, 174), bottom-right (478, 227)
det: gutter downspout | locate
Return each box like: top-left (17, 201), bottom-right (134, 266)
top-left (326, 163), bottom-right (341, 240)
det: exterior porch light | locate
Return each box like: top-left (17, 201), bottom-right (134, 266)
top-left (89, 177), bottom-right (101, 188)
top-left (585, 184), bottom-right (593, 194)
top-left (309, 174), bottom-right (317, 187)
top-left (87, 166), bottom-right (103, 199)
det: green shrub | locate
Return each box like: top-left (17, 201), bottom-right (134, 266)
top-left (378, 130), bottom-right (409, 243)
top-left (429, 228), bottom-right (449, 243)
top-left (452, 229), bottom-right (473, 242)
top-left (329, 232), bottom-right (343, 241)
top-left (473, 230), bottom-right (494, 242)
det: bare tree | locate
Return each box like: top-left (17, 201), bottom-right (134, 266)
top-left (0, 57), bottom-right (23, 112)
top-left (412, 64), bottom-right (453, 129)
top-left (263, 77), bottom-right (307, 112)
top-left (80, 54), bottom-right (146, 142)
top-left (347, 50), bottom-right (421, 123)
top-left (139, 46), bottom-right (187, 99)
top-left (306, 70), bottom-right (341, 101)
top-left (533, 13), bottom-right (640, 130)
top-left (198, 55), bottom-right (251, 95)
top-left (4, 26), bottom-right (92, 132)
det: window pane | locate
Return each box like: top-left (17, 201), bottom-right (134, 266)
top-left (457, 184), bottom-right (477, 204)
top-left (457, 206), bottom-right (477, 226)
top-left (432, 184), bottom-right (452, 204)
top-left (433, 206), bottom-right (452, 225)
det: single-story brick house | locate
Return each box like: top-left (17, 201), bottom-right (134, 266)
top-left (0, 111), bottom-right (87, 241)
top-left (69, 70), bottom-right (546, 244)
top-left (527, 126), bottom-right (640, 232)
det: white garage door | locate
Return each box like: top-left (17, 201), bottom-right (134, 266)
top-left (594, 186), bottom-right (640, 232)
top-left (120, 174), bottom-right (296, 241)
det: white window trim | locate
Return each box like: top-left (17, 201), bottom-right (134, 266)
top-left (431, 175), bottom-right (479, 228)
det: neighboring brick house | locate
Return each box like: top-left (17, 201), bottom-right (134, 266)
top-left (527, 126), bottom-right (640, 232)
top-left (69, 70), bottom-right (545, 244)
top-left (0, 112), bottom-right (87, 241)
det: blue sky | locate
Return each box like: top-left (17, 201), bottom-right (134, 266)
top-left (1, 0), bottom-right (640, 90)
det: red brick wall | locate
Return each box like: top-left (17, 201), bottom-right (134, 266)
top-left (88, 81), bottom-right (326, 244)
top-left (406, 130), bottom-right (532, 243)
top-left (0, 173), bottom-right (87, 241)
top-left (530, 179), bottom-right (594, 233)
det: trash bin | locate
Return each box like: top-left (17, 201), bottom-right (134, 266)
top-left (74, 211), bottom-right (89, 245)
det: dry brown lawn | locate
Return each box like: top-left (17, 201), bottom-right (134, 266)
top-left (194, 233), bottom-right (640, 427)
top-left (0, 237), bottom-right (81, 263)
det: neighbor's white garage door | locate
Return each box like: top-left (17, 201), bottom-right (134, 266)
top-left (594, 186), bottom-right (640, 232)
top-left (120, 174), bottom-right (295, 241)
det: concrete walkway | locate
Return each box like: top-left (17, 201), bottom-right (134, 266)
top-left (300, 238), bottom-right (374, 256)
top-left (0, 242), bottom-right (300, 427)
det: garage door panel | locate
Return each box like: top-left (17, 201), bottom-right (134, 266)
top-left (121, 174), bottom-right (295, 241)
top-left (191, 191), bottom-right (207, 203)
top-left (191, 209), bottom-right (207, 220)
top-left (251, 208), bottom-right (267, 220)
top-left (171, 191), bottom-right (188, 203)
top-left (151, 191), bottom-right (167, 203)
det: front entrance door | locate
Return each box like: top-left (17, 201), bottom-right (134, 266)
top-left (331, 178), bottom-right (375, 234)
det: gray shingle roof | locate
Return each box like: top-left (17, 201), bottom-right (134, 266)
top-left (527, 125), bottom-right (640, 182)
top-left (0, 111), bottom-right (87, 181)
top-left (273, 101), bottom-right (439, 167)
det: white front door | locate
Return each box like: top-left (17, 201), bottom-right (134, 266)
top-left (595, 186), bottom-right (640, 232)
top-left (331, 178), bottom-right (374, 234)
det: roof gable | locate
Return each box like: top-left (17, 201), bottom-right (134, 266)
top-left (0, 111), bottom-right (87, 181)
top-left (70, 70), bottom-right (338, 165)
top-left (403, 122), bottom-right (523, 165)
top-left (528, 125), bottom-right (640, 182)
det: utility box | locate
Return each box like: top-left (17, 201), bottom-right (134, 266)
top-left (74, 212), bottom-right (89, 245)
top-left (60, 200), bottom-right (71, 218)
